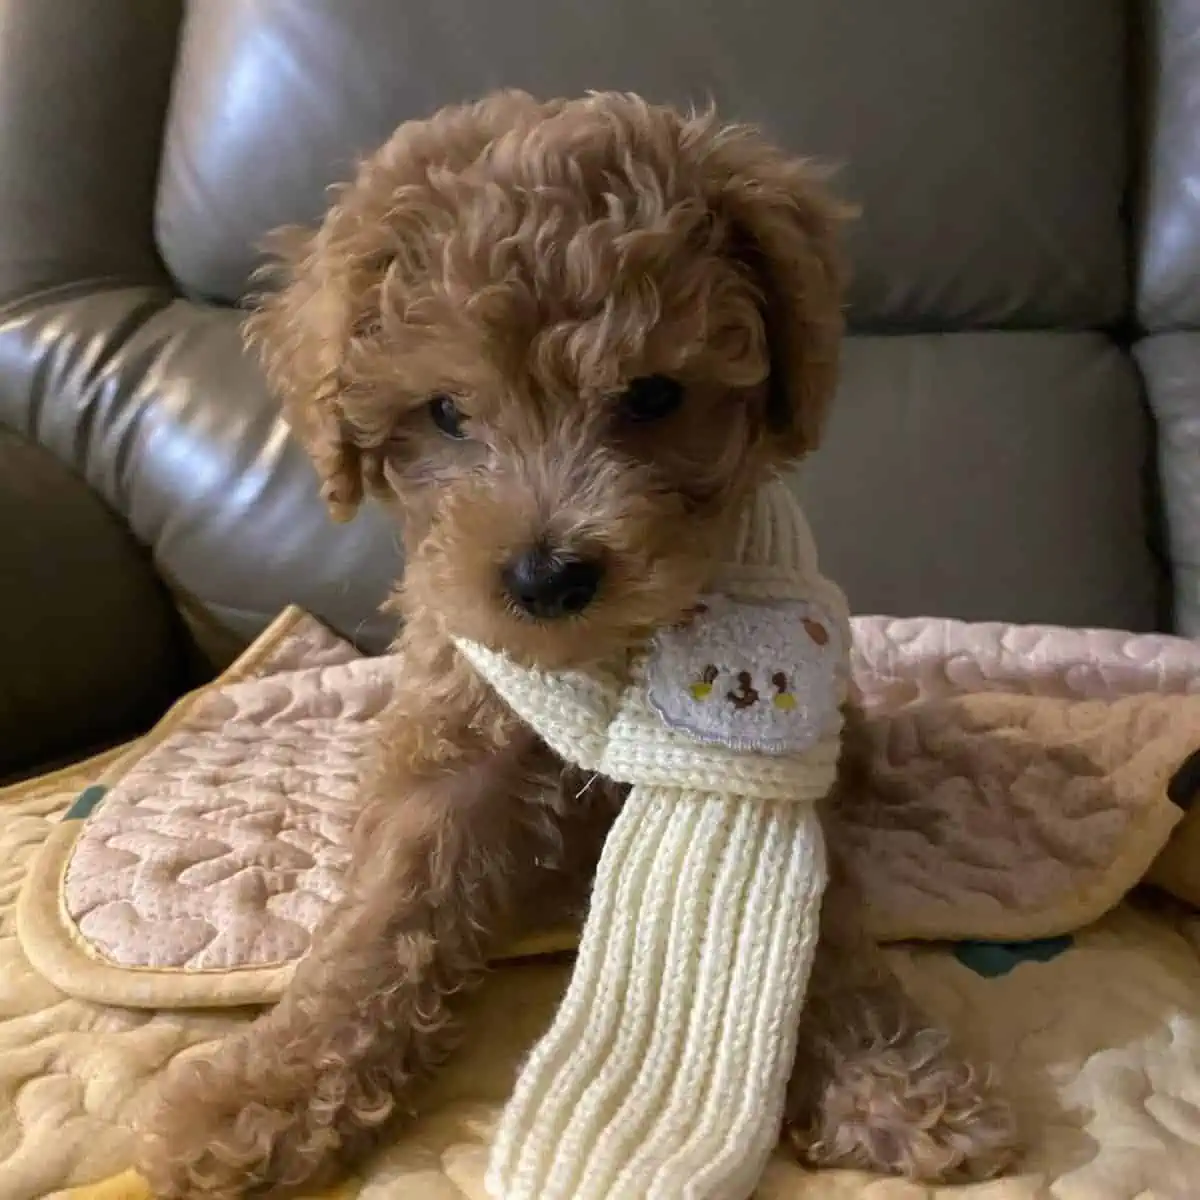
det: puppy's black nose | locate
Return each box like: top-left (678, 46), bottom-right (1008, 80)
top-left (503, 547), bottom-right (603, 618)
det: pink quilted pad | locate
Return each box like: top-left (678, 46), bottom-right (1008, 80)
top-left (53, 612), bottom-right (1200, 977)
top-left (65, 658), bottom-right (396, 971)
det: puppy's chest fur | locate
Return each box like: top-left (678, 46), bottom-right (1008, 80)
top-left (508, 753), bottom-right (628, 928)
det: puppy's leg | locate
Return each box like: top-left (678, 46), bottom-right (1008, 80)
top-left (136, 678), bottom-right (563, 1200)
top-left (783, 856), bottom-right (1019, 1182)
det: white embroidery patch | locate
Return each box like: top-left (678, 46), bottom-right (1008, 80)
top-left (645, 594), bottom-right (844, 754)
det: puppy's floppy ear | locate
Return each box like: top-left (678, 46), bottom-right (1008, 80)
top-left (245, 89), bottom-right (556, 522)
top-left (689, 115), bottom-right (852, 457)
top-left (244, 224), bottom-right (369, 522)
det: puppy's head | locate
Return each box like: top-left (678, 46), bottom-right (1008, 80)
top-left (247, 91), bottom-right (848, 669)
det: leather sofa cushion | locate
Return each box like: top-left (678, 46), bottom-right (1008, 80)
top-left (0, 289), bottom-right (399, 654)
top-left (1137, 0), bottom-right (1200, 331)
top-left (2, 284), bottom-right (1162, 647)
top-left (1136, 333), bottom-right (1200, 633)
top-left (0, 0), bottom-right (178, 307)
top-left (158, 0), bottom-right (1129, 331)
top-left (800, 331), bottom-right (1162, 632)
top-left (0, 430), bottom-right (186, 778)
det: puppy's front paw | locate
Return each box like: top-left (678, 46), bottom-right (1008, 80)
top-left (785, 1030), bottom-right (1020, 1183)
top-left (136, 1035), bottom-right (350, 1200)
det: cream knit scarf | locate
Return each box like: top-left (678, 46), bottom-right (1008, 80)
top-left (455, 479), bottom-right (851, 1200)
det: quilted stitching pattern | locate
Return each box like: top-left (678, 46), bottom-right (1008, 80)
top-left (59, 615), bottom-right (1200, 974)
top-left (65, 659), bottom-right (395, 970)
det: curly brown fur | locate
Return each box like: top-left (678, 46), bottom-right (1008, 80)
top-left (136, 91), bottom-right (1017, 1197)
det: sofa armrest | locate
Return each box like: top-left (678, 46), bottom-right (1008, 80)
top-left (0, 0), bottom-right (397, 661)
top-left (0, 289), bottom-right (400, 656)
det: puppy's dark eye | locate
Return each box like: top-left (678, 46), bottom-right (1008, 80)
top-left (428, 394), bottom-right (468, 439)
top-left (618, 375), bottom-right (684, 423)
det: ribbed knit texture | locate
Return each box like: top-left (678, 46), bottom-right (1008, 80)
top-left (455, 479), bottom-right (849, 1200)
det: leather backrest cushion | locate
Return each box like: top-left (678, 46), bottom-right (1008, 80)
top-left (1138, 0), bottom-right (1200, 331)
top-left (800, 331), bottom-right (1162, 634)
top-left (157, 0), bottom-right (1128, 331)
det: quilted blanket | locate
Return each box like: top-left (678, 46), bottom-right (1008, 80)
top-left (5, 608), bottom-right (1200, 1198)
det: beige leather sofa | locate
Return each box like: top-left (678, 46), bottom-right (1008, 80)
top-left (0, 0), bottom-right (1195, 782)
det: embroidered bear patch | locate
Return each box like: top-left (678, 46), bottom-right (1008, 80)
top-left (644, 594), bottom-right (844, 754)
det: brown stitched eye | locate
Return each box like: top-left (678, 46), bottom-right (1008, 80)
top-left (428, 394), bottom-right (468, 440)
top-left (618, 375), bottom-right (684, 423)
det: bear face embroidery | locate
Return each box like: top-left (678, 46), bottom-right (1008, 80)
top-left (645, 594), bottom-right (844, 754)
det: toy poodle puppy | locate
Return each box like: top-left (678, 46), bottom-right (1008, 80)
top-left (136, 90), bottom-right (1018, 1198)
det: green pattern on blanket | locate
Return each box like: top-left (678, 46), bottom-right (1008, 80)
top-left (64, 786), bottom-right (107, 822)
top-left (954, 935), bottom-right (1074, 978)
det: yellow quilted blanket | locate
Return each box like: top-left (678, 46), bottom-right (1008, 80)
top-left (5, 608), bottom-right (1200, 1199)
